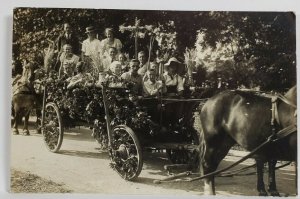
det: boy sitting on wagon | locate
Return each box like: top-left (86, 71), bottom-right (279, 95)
top-left (121, 59), bottom-right (143, 95)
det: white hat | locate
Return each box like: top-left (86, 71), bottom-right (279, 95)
top-left (164, 57), bottom-right (182, 66)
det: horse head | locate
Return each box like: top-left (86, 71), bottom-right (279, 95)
top-left (277, 86), bottom-right (297, 128)
top-left (12, 60), bottom-right (38, 96)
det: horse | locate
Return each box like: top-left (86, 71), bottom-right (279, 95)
top-left (198, 86), bottom-right (297, 196)
top-left (12, 61), bottom-right (40, 135)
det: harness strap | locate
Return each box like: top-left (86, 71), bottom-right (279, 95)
top-left (154, 124), bottom-right (297, 184)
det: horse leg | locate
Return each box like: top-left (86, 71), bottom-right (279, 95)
top-left (12, 108), bottom-right (19, 135)
top-left (267, 159), bottom-right (280, 196)
top-left (35, 108), bottom-right (42, 134)
top-left (22, 111), bottom-right (30, 136)
top-left (256, 158), bottom-right (268, 196)
top-left (202, 135), bottom-right (235, 195)
top-left (202, 150), bottom-right (217, 195)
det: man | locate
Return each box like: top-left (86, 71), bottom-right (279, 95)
top-left (143, 69), bottom-right (164, 97)
top-left (163, 57), bottom-right (184, 96)
top-left (81, 26), bottom-right (101, 72)
top-left (102, 47), bottom-right (117, 72)
top-left (121, 59), bottom-right (143, 94)
top-left (56, 23), bottom-right (80, 55)
top-left (137, 51), bottom-right (149, 76)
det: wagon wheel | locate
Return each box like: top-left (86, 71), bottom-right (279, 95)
top-left (109, 125), bottom-right (143, 181)
top-left (42, 102), bottom-right (63, 153)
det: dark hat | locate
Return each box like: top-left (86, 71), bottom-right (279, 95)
top-left (85, 26), bottom-right (96, 33)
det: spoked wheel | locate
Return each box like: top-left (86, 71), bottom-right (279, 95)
top-left (42, 102), bottom-right (63, 153)
top-left (109, 125), bottom-right (143, 181)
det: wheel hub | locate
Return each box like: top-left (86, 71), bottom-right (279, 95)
top-left (115, 144), bottom-right (130, 160)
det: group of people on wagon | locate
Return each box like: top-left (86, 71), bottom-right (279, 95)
top-left (54, 22), bottom-right (190, 98)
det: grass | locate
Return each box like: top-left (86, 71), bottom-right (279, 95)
top-left (10, 169), bottom-right (72, 193)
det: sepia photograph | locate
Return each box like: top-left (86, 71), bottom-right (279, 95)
top-left (10, 6), bottom-right (297, 197)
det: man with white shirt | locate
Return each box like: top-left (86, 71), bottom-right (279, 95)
top-left (81, 26), bottom-right (101, 72)
top-left (121, 59), bottom-right (143, 94)
top-left (102, 47), bottom-right (117, 72)
top-left (143, 69), bottom-right (164, 97)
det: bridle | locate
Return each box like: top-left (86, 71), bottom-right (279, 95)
top-left (271, 93), bottom-right (297, 137)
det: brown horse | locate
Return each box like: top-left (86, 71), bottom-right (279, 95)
top-left (12, 61), bottom-right (38, 135)
top-left (199, 86), bottom-right (297, 195)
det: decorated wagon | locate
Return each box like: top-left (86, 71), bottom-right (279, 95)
top-left (40, 72), bottom-right (207, 180)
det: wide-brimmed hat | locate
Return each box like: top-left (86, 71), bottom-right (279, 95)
top-left (164, 57), bottom-right (182, 67)
top-left (85, 26), bottom-right (96, 33)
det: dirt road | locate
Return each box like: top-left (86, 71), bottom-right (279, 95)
top-left (10, 124), bottom-right (297, 196)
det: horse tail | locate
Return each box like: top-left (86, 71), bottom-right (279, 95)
top-left (194, 110), bottom-right (206, 174)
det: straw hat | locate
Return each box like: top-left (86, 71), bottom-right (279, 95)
top-left (164, 57), bottom-right (182, 67)
top-left (85, 26), bottom-right (96, 33)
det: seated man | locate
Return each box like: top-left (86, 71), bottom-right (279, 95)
top-left (60, 61), bottom-right (75, 81)
top-left (137, 51), bottom-right (149, 77)
top-left (102, 46), bottom-right (117, 72)
top-left (163, 57), bottom-right (184, 96)
top-left (67, 62), bottom-right (94, 89)
top-left (142, 62), bottom-right (159, 82)
top-left (143, 69), bottom-right (164, 97)
top-left (121, 59), bottom-right (143, 95)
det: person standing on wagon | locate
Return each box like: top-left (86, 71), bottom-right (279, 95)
top-left (56, 23), bottom-right (80, 55)
top-left (162, 57), bottom-right (184, 96)
top-left (81, 26), bottom-right (101, 72)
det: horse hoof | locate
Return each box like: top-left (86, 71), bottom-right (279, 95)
top-left (36, 128), bottom-right (41, 134)
top-left (258, 191), bottom-right (268, 196)
top-left (13, 129), bottom-right (19, 135)
top-left (23, 130), bottom-right (30, 136)
top-left (269, 191), bottom-right (280, 197)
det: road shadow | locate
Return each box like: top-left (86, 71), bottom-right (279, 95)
top-left (59, 149), bottom-right (109, 159)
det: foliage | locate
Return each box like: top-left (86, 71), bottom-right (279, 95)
top-left (13, 8), bottom-right (296, 91)
top-left (194, 12), bottom-right (296, 91)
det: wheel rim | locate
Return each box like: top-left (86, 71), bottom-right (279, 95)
top-left (42, 103), bottom-right (63, 152)
top-left (110, 126), bottom-right (143, 180)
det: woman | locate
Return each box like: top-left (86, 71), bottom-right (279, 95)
top-left (162, 57), bottom-right (184, 96)
top-left (58, 44), bottom-right (79, 79)
top-left (100, 28), bottom-right (122, 57)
